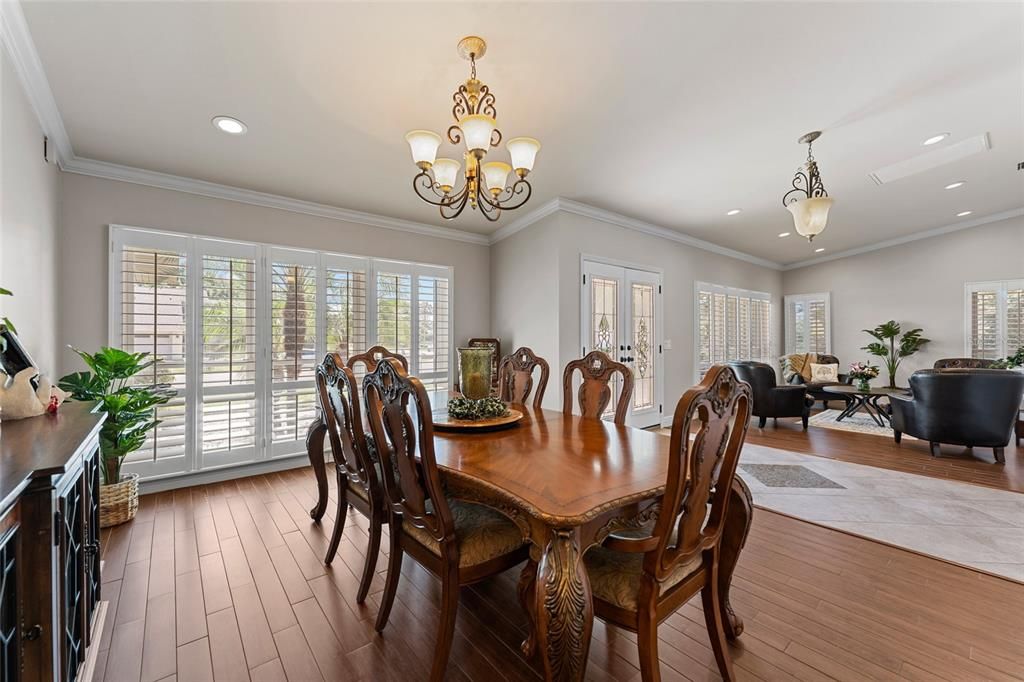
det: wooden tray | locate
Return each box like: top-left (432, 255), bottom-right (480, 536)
top-left (432, 408), bottom-right (524, 432)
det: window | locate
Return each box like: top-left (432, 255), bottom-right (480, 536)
top-left (695, 282), bottom-right (772, 378)
top-left (965, 280), bottom-right (1024, 359)
top-left (109, 226), bottom-right (453, 480)
top-left (784, 292), bottom-right (830, 354)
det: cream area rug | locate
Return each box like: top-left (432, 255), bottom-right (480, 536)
top-left (808, 408), bottom-right (917, 440)
top-left (736, 443), bottom-right (1023, 583)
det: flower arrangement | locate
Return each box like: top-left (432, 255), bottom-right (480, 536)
top-left (848, 362), bottom-right (879, 391)
top-left (447, 396), bottom-right (509, 421)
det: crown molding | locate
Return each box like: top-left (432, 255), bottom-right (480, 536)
top-left (0, 0), bottom-right (72, 166)
top-left (487, 197), bottom-right (562, 243)
top-left (781, 207), bottom-right (1024, 270)
top-left (62, 156), bottom-right (492, 246)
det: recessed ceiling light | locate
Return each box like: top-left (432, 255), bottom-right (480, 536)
top-left (956, 210), bottom-right (973, 217)
top-left (944, 180), bottom-right (966, 190)
top-left (212, 116), bottom-right (247, 135)
top-left (778, 232), bottom-right (791, 238)
top-left (726, 209), bottom-right (742, 216)
top-left (922, 133), bottom-right (949, 146)
top-left (814, 247), bottom-right (825, 253)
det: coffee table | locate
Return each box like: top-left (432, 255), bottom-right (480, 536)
top-left (823, 385), bottom-right (910, 427)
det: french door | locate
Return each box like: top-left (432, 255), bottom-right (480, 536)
top-left (581, 260), bottom-right (663, 428)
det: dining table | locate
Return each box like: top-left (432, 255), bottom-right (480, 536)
top-left (306, 403), bottom-right (754, 682)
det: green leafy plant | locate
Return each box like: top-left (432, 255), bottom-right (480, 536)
top-left (59, 347), bottom-right (174, 484)
top-left (447, 396), bottom-right (509, 421)
top-left (0, 286), bottom-right (14, 353)
top-left (990, 346), bottom-right (1024, 369)
top-left (861, 321), bottom-right (930, 388)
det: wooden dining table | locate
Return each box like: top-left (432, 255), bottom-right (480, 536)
top-left (306, 404), bottom-right (754, 682)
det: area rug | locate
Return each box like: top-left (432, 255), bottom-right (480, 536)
top-left (736, 443), bottom-right (1023, 583)
top-left (808, 408), bottom-right (917, 440)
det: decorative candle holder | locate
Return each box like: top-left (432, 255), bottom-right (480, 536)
top-left (458, 347), bottom-right (493, 399)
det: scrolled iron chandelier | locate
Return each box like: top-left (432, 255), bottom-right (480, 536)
top-left (404, 36), bottom-right (540, 222)
top-left (782, 131), bottom-right (834, 242)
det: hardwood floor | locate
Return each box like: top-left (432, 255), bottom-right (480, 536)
top-left (694, 408), bottom-right (1023, 493)
top-left (94, 465), bottom-right (1024, 682)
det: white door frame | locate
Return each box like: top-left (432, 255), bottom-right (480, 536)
top-left (579, 254), bottom-right (664, 428)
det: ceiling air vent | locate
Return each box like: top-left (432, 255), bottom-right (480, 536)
top-left (868, 133), bottom-right (991, 185)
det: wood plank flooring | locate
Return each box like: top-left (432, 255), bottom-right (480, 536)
top-left (94, 464), bottom-right (1024, 682)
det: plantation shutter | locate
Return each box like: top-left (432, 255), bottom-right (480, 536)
top-left (270, 249), bottom-right (319, 454)
top-left (785, 293), bottom-right (831, 355)
top-left (112, 233), bottom-right (190, 476)
top-left (199, 240), bottom-right (259, 465)
top-left (696, 283), bottom-right (773, 379)
top-left (416, 273), bottom-right (450, 392)
top-left (374, 270), bottom-right (413, 361)
top-left (323, 255), bottom-right (368, 373)
top-left (966, 280), bottom-right (1024, 360)
top-left (1005, 286), bottom-right (1023, 353)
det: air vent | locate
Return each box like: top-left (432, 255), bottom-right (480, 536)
top-left (868, 133), bottom-right (991, 185)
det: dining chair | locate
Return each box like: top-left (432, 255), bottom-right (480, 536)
top-left (497, 346), bottom-right (550, 408)
top-left (363, 358), bottom-right (530, 681)
top-left (346, 344), bottom-right (409, 374)
top-left (314, 353), bottom-right (385, 604)
top-left (562, 350), bottom-right (634, 424)
top-left (583, 364), bottom-right (752, 681)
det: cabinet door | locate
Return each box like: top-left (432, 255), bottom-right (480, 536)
top-left (0, 521), bottom-right (19, 682)
top-left (56, 471), bottom-right (86, 682)
top-left (83, 446), bottom-right (102, 644)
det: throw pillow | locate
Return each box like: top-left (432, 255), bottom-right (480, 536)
top-left (790, 353), bottom-right (817, 382)
top-left (809, 363), bottom-right (839, 383)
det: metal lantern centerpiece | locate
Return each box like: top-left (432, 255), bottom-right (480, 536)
top-left (782, 131), bottom-right (834, 243)
top-left (457, 347), bottom-right (494, 400)
top-left (404, 36), bottom-right (541, 222)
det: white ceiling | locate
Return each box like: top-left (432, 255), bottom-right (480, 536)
top-left (21, 1), bottom-right (1024, 265)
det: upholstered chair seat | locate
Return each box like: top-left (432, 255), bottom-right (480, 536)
top-left (585, 538), bottom-right (702, 611)
top-left (403, 500), bottom-right (526, 567)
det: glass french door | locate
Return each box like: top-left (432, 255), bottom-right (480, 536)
top-left (581, 260), bottom-right (663, 428)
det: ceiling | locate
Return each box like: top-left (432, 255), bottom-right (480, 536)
top-left (21, 1), bottom-right (1024, 265)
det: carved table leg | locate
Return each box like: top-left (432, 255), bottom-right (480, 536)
top-left (719, 476), bottom-right (754, 639)
top-left (306, 418), bottom-right (329, 522)
top-left (518, 555), bottom-right (539, 658)
top-left (534, 527), bottom-right (593, 682)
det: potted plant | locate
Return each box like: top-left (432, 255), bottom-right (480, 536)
top-left (861, 321), bottom-right (930, 388)
top-left (847, 362), bottom-right (879, 391)
top-left (59, 347), bottom-right (173, 527)
top-left (991, 346), bottom-right (1024, 370)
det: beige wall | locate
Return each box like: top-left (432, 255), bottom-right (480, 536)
top-left (58, 173), bottom-right (491, 375)
top-left (1, 50), bottom-right (62, 375)
top-left (491, 211), bottom-right (785, 414)
top-left (782, 215), bottom-right (1024, 383)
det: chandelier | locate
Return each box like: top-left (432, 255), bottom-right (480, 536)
top-left (404, 36), bottom-right (540, 222)
top-left (782, 131), bottom-right (834, 242)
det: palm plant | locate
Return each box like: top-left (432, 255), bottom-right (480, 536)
top-left (861, 321), bottom-right (930, 388)
top-left (59, 347), bottom-right (174, 483)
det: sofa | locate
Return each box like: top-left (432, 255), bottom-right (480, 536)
top-left (780, 353), bottom-right (852, 408)
top-left (933, 358), bottom-right (996, 369)
top-left (889, 369), bottom-right (1024, 464)
top-left (729, 361), bottom-right (814, 429)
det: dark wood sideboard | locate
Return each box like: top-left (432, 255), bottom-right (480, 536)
top-left (0, 402), bottom-right (105, 682)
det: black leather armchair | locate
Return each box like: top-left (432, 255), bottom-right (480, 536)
top-left (786, 353), bottom-right (853, 408)
top-left (729, 361), bottom-right (813, 429)
top-left (890, 369), bottom-right (1024, 464)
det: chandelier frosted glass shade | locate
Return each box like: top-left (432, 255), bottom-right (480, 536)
top-left (481, 161), bottom-right (512, 194)
top-left (507, 137), bottom-right (541, 173)
top-left (786, 197), bottom-right (833, 241)
top-left (405, 130), bottom-right (442, 168)
top-left (431, 158), bottom-right (461, 192)
top-left (407, 36), bottom-right (538, 221)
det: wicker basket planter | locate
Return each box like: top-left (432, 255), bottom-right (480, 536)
top-left (99, 473), bottom-right (140, 528)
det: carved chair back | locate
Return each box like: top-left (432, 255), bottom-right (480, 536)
top-left (645, 365), bottom-right (751, 582)
top-left (362, 358), bottom-right (456, 551)
top-left (315, 353), bottom-right (378, 498)
top-left (347, 345), bottom-right (410, 376)
top-left (562, 351), bottom-right (634, 424)
top-left (498, 347), bottom-right (550, 408)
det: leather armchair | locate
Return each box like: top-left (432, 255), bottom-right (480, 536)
top-left (729, 361), bottom-right (813, 429)
top-left (890, 369), bottom-right (1024, 464)
top-left (786, 353), bottom-right (853, 408)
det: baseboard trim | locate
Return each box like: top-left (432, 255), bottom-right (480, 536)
top-left (138, 454), bottom-right (323, 494)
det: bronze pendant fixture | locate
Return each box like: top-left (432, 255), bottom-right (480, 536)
top-left (782, 131), bottom-right (834, 243)
top-left (405, 36), bottom-right (541, 222)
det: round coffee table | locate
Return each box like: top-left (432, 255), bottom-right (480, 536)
top-left (823, 385), bottom-right (909, 427)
